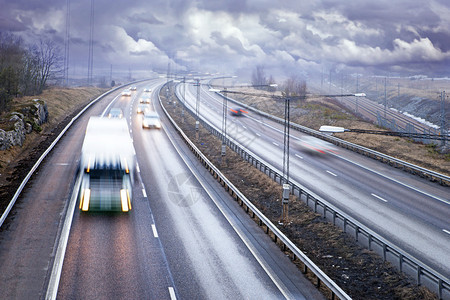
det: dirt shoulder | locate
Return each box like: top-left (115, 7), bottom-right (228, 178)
top-left (160, 87), bottom-right (438, 299)
top-left (0, 86), bottom-right (107, 213)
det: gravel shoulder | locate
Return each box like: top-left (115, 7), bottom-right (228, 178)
top-left (160, 86), bottom-right (439, 300)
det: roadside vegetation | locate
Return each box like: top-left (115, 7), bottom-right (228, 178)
top-left (212, 71), bottom-right (450, 176)
top-left (0, 31), bottom-right (64, 113)
top-left (160, 83), bottom-right (438, 299)
top-left (0, 86), bottom-right (106, 213)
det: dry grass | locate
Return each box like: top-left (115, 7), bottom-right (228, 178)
top-left (161, 89), bottom-right (439, 299)
top-left (0, 86), bottom-right (107, 191)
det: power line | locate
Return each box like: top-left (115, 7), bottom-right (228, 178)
top-left (64, 0), bottom-right (71, 86)
top-left (87, 0), bottom-right (94, 85)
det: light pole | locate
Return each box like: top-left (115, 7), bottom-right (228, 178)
top-left (281, 95), bottom-right (291, 224)
top-left (209, 87), bottom-right (365, 224)
top-left (440, 91), bottom-right (447, 147)
top-left (319, 125), bottom-right (449, 142)
top-left (194, 79), bottom-right (200, 134)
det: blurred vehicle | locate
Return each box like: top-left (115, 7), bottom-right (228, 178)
top-left (143, 88), bottom-right (152, 93)
top-left (130, 86), bottom-right (137, 91)
top-left (77, 117), bottom-right (135, 212)
top-left (137, 103), bottom-right (150, 114)
top-left (139, 95), bottom-right (151, 104)
top-left (122, 89), bottom-right (132, 96)
top-left (108, 108), bottom-right (123, 118)
top-left (230, 107), bottom-right (248, 116)
top-left (142, 111), bottom-right (161, 129)
top-left (295, 135), bottom-right (336, 154)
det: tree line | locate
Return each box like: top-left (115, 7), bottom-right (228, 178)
top-left (251, 65), bottom-right (307, 98)
top-left (0, 31), bottom-right (63, 113)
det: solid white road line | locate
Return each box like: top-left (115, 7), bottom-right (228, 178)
top-left (443, 229), bottom-right (450, 235)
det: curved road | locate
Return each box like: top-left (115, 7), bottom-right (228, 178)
top-left (0, 80), bottom-right (324, 299)
top-left (178, 81), bottom-right (450, 278)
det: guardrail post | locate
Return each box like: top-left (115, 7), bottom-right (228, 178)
top-left (399, 254), bottom-right (403, 272)
top-left (417, 266), bottom-right (422, 286)
top-left (438, 279), bottom-right (443, 299)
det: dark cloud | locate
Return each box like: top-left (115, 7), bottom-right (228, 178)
top-left (1, 0), bottom-right (449, 80)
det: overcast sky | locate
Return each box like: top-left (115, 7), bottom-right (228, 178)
top-left (1, 0), bottom-right (450, 82)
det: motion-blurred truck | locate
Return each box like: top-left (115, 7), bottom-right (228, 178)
top-left (77, 117), bottom-right (135, 212)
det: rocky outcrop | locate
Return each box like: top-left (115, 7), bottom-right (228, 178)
top-left (0, 100), bottom-right (48, 150)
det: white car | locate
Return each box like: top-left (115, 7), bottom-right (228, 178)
top-left (122, 89), bottom-right (132, 96)
top-left (130, 86), bottom-right (137, 91)
top-left (108, 108), bottom-right (123, 119)
top-left (143, 88), bottom-right (152, 93)
top-left (142, 112), bottom-right (161, 129)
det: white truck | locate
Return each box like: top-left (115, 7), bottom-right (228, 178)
top-left (77, 116), bottom-right (135, 212)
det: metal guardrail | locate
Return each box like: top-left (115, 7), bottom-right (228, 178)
top-left (214, 90), bottom-right (450, 187)
top-left (169, 83), bottom-right (450, 299)
top-left (159, 87), bottom-right (352, 300)
top-left (0, 79), bottom-right (150, 229)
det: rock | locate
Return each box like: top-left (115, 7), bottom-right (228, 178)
top-left (0, 100), bottom-right (48, 150)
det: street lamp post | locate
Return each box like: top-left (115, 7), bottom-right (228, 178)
top-left (194, 79), bottom-right (200, 137)
top-left (319, 125), bottom-right (449, 142)
top-left (281, 95), bottom-right (291, 224)
top-left (221, 88), bottom-right (228, 157)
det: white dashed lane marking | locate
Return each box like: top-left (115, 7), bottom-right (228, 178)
top-left (151, 224), bottom-right (159, 238)
top-left (326, 170), bottom-right (337, 177)
top-left (371, 193), bottom-right (388, 202)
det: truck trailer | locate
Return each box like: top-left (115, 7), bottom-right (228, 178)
top-left (77, 116), bottom-right (135, 212)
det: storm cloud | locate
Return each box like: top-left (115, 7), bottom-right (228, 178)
top-left (1, 0), bottom-right (449, 80)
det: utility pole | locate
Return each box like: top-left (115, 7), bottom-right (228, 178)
top-left (281, 96), bottom-right (290, 224)
top-left (87, 0), bottom-right (94, 85)
top-left (64, 0), bottom-right (71, 86)
top-left (182, 76), bottom-right (186, 123)
top-left (441, 91), bottom-right (447, 147)
top-left (384, 77), bottom-right (387, 118)
top-left (221, 88), bottom-right (228, 157)
top-left (194, 79), bottom-right (200, 135)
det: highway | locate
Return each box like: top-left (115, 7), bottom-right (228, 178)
top-left (0, 80), bottom-right (324, 299)
top-left (177, 81), bottom-right (450, 278)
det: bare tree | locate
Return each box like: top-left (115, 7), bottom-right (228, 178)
top-left (282, 75), bottom-right (307, 99)
top-left (267, 74), bottom-right (277, 92)
top-left (0, 32), bottom-right (24, 111)
top-left (251, 65), bottom-right (267, 88)
top-left (30, 39), bottom-right (63, 93)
